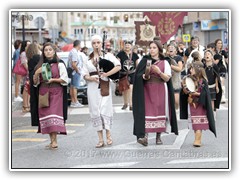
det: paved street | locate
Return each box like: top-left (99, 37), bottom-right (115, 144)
top-left (10, 81), bottom-right (229, 169)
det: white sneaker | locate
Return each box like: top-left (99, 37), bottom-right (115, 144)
top-left (14, 96), bottom-right (23, 102)
top-left (70, 102), bottom-right (77, 108)
top-left (75, 102), bottom-right (84, 108)
top-left (70, 102), bottom-right (84, 108)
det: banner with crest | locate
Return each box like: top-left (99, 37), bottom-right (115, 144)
top-left (134, 21), bottom-right (156, 46)
top-left (143, 12), bottom-right (187, 44)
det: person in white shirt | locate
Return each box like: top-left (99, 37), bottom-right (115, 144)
top-left (68, 40), bottom-right (84, 108)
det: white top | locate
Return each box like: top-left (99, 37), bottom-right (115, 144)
top-left (68, 48), bottom-right (83, 75)
top-left (163, 60), bottom-right (172, 77)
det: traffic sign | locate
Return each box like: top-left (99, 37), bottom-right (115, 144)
top-left (182, 34), bottom-right (191, 42)
top-left (34, 16), bottom-right (45, 29)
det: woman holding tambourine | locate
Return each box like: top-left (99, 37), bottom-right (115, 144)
top-left (33, 42), bottom-right (68, 150)
top-left (180, 61), bottom-right (216, 147)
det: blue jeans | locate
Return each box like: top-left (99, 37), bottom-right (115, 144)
top-left (71, 72), bottom-right (81, 89)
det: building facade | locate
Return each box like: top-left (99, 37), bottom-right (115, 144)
top-left (182, 11), bottom-right (229, 48)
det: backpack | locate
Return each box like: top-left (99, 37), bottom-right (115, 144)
top-left (67, 67), bottom-right (73, 79)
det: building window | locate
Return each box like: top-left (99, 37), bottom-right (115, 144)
top-left (91, 28), bottom-right (96, 35)
top-left (124, 14), bottom-right (129, 22)
top-left (71, 12), bottom-right (74, 16)
top-left (77, 13), bottom-right (80, 17)
top-left (114, 16), bottom-right (118, 24)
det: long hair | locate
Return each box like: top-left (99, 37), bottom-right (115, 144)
top-left (14, 39), bottom-right (22, 50)
top-left (149, 40), bottom-right (165, 60)
top-left (20, 40), bottom-right (30, 54)
top-left (192, 61), bottom-right (208, 82)
top-left (191, 51), bottom-right (202, 62)
top-left (26, 43), bottom-right (40, 60)
top-left (214, 39), bottom-right (223, 51)
top-left (34, 42), bottom-right (59, 70)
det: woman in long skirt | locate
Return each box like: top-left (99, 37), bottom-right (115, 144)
top-left (133, 39), bottom-right (178, 146)
top-left (33, 42), bottom-right (68, 149)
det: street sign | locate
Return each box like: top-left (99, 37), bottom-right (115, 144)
top-left (182, 34), bottom-right (191, 42)
top-left (34, 17), bottom-right (45, 29)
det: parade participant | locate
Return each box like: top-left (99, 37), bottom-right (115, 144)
top-left (82, 35), bottom-right (121, 148)
top-left (33, 42), bottom-right (68, 149)
top-left (26, 43), bottom-right (41, 126)
top-left (132, 40), bottom-right (178, 147)
top-left (117, 40), bottom-right (139, 111)
top-left (203, 50), bottom-right (222, 112)
top-left (166, 44), bottom-right (183, 111)
top-left (184, 36), bottom-right (205, 76)
top-left (180, 61), bottom-right (216, 147)
top-left (68, 40), bottom-right (84, 108)
top-left (213, 39), bottom-right (228, 103)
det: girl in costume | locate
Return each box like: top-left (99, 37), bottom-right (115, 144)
top-left (180, 61), bottom-right (216, 147)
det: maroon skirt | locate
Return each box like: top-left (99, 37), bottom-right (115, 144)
top-left (190, 103), bottom-right (209, 131)
top-left (144, 81), bottom-right (167, 133)
top-left (38, 85), bottom-right (67, 135)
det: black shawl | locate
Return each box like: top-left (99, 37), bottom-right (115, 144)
top-left (30, 59), bottom-right (68, 126)
top-left (212, 64), bottom-right (222, 109)
top-left (132, 55), bottom-right (178, 138)
top-left (180, 79), bottom-right (217, 137)
top-left (28, 54), bottom-right (40, 126)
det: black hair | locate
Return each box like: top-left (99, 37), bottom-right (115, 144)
top-left (73, 40), bottom-right (81, 47)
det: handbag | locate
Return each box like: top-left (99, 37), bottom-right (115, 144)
top-left (100, 78), bottom-right (110, 96)
top-left (39, 91), bottom-right (49, 108)
top-left (118, 75), bottom-right (130, 93)
top-left (13, 58), bottom-right (27, 76)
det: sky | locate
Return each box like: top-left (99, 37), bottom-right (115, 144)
top-left (2, 0), bottom-right (238, 178)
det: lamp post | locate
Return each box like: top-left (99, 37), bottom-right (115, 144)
top-left (16, 13), bottom-right (33, 42)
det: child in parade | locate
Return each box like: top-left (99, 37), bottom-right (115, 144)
top-left (180, 61), bottom-right (216, 147)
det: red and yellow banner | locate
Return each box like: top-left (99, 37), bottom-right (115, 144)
top-left (143, 12), bottom-right (187, 44)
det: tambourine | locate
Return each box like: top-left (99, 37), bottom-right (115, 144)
top-left (182, 76), bottom-right (196, 92)
top-left (41, 63), bottom-right (52, 81)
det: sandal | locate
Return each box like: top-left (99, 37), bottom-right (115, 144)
top-left (106, 133), bottom-right (113, 145)
top-left (49, 145), bottom-right (58, 150)
top-left (95, 141), bottom-right (105, 148)
top-left (22, 106), bottom-right (30, 113)
top-left (121, 104), bottom-right (128, 110)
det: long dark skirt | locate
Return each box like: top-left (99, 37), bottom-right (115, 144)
top-left (38, 85), bottom-right (67, 135)
top-left (144, 81), bottom-right (167, 133)
top-left (190, 103), bottom-right (209, 131)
